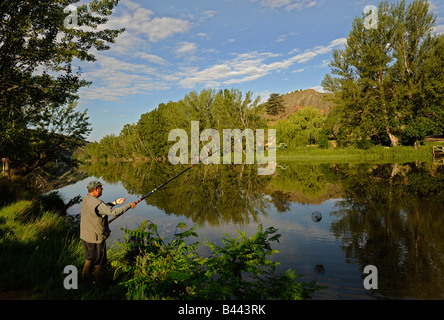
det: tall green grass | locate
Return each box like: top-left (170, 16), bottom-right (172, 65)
top-left (0, 198), bottom-right (84, 299)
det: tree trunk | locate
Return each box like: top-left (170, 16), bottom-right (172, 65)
top-left (4, 157), bottom-right (10, 178)
top-left (387, 129), bottom-right (399, 147)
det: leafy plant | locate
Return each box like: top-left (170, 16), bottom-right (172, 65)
top-left (111, 221), bottom-right (207, 300)
top-left (111, 221), bottom-right (324, 300)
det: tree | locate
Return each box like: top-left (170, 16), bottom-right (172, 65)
top-left (20, 102), bottom-right (91, 175)
top-left (273, 107), bottom-right (326, 148)
top-left (0, 0), bottom-right (124, 175)
top-left (136, 105), bottom-right (171, 159)
top-left (266, 93), bottom-right (285, 116)
top-left (322, 0), bottom-right (443, 146)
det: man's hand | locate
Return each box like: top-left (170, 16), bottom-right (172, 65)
top-left (116, 198), bottom-right (126, 205)
top-left (130, 202), bottom-right (137, 209)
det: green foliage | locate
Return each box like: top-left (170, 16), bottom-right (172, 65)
top-left (266, 93), bottom-right (285, 116)
top-left (202, 225), bottom-right (322, 299)
top-left (355, 139), bottom-right (375, 150)
top-left (273, 107), bottom-right (326, 148)
top-left (111, 221), bottom-right (207, 300)
top-left (80, 88), bottom-right (266, 161)
top-left (111, 222), bottom-right (323, 300)
top-left (0, 195), bottom-right (83, 296)
top-left (318, 132), bottom-right (329, 149)
top-left (322, 0), bottom-right (444, 146)
top-left (0, 0), bottom-right (124, 175)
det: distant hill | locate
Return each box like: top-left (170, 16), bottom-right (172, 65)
top-left (263, 89), bottom-right (336, 125)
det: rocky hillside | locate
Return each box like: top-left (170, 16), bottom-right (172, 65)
top-left (263, 89), bottom-right (336, 124)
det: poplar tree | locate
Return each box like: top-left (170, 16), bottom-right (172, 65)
top-left (322, 0), bottom-right (443, 146)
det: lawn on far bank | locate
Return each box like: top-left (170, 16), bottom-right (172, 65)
top-left (275, 142), bottom-right (444, 164)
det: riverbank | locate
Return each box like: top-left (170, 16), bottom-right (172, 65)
top-left (78, 142), bottom-right (443, 165)
top-left (276, 142), bottom-right (442, 163)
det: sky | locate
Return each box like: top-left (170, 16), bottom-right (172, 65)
top-left (73, 0), bottom-right (444, 142)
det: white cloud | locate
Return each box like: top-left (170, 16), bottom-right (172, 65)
top-left (310, 85), bottom-right (325, 93)
top-left (196, 32), bottom-right (210, 39)
top-left (258, 0), bottom-right (317, 11)
top-left (223, 38), bottom-right (236, 45)
top-left (177, 51), bottom-right (279, 88)
top-left (428, 1), bottom-right (439, 14)
top-left (276, 32), bottom-right (299, 43)
top-left (105, 2), bottom-right (192, 43)
top-left (110, 32), bottom-right (145, 55)
top-left (257, 90), bottom-right (272, 104)
top-left (144, 17), bottom-right (192, 42)
top-left (176, 38), bottom-right (345, 88)
top-left (175, 42), bottom-right (198, 56)
top-left (433, 24), bottom-right (444, 35)
top-left (136, 52), bottom-right (168, 65)
top-left (96, 56), bottom-right (156, 75)
top-left (319, 59), bottom-right (330, 68)
top-left (78, 0), bottom-right (347, 103)
top-left (79, 54), bottom-right (169, 101)
top-left (201, 10), bottom-right (217, 20)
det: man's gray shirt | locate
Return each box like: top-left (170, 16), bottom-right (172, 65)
top-left (80, 194), bottom-right (131, 243)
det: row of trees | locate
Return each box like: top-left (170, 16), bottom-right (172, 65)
top-left (80, 88), bottom-right (333, 162)
top-left (78, 89), bottom-right (267, 161)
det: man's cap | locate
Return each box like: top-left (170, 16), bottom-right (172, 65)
top-left (87, 180), bottom-right (103, 189)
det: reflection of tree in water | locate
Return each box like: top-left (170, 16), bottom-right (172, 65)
top-left (266, 162), bottom-right (342, 210)
top-left (269, 190), bottom-right (292, 213)
top-left (328, 163), bottom-right (444, 299)
top-left (82, 161), bottom-right (272, 226)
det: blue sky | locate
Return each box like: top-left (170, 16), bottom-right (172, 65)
top-left (75, 0), bottom-right (444, 142)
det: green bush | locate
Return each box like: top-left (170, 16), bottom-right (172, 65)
top-left (111, 221), bottom-right (324, 300)
top-left (318, 133), bottom-right (329, 149)
top-left (355, 139), bottom-right (374, 150)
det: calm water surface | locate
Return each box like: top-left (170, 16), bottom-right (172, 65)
top-left (54, 161), bottom-right (444, 300)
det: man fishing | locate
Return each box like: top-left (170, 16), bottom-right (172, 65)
top-left (80, 180), bottom-right (137, 287)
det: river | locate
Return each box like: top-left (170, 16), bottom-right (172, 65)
top-left (53, 161), bottom-right (444, 300)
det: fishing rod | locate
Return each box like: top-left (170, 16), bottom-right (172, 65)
top-left (109, 145), bottom-right (223, 224)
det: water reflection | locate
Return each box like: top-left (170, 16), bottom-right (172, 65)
top-left (71, 160), bottom-right (444, 299)
top-left (83, 161), bottom-right (272, 226)
top-left (327, 162), bottom-right (444, 299)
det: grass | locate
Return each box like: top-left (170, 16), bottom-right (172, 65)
top-left (0, 199), bottom-right (86, 299)
top-left (0, 191), bottom-right (133, 300)
top-left (276, 142), bottom-right (441, 164)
